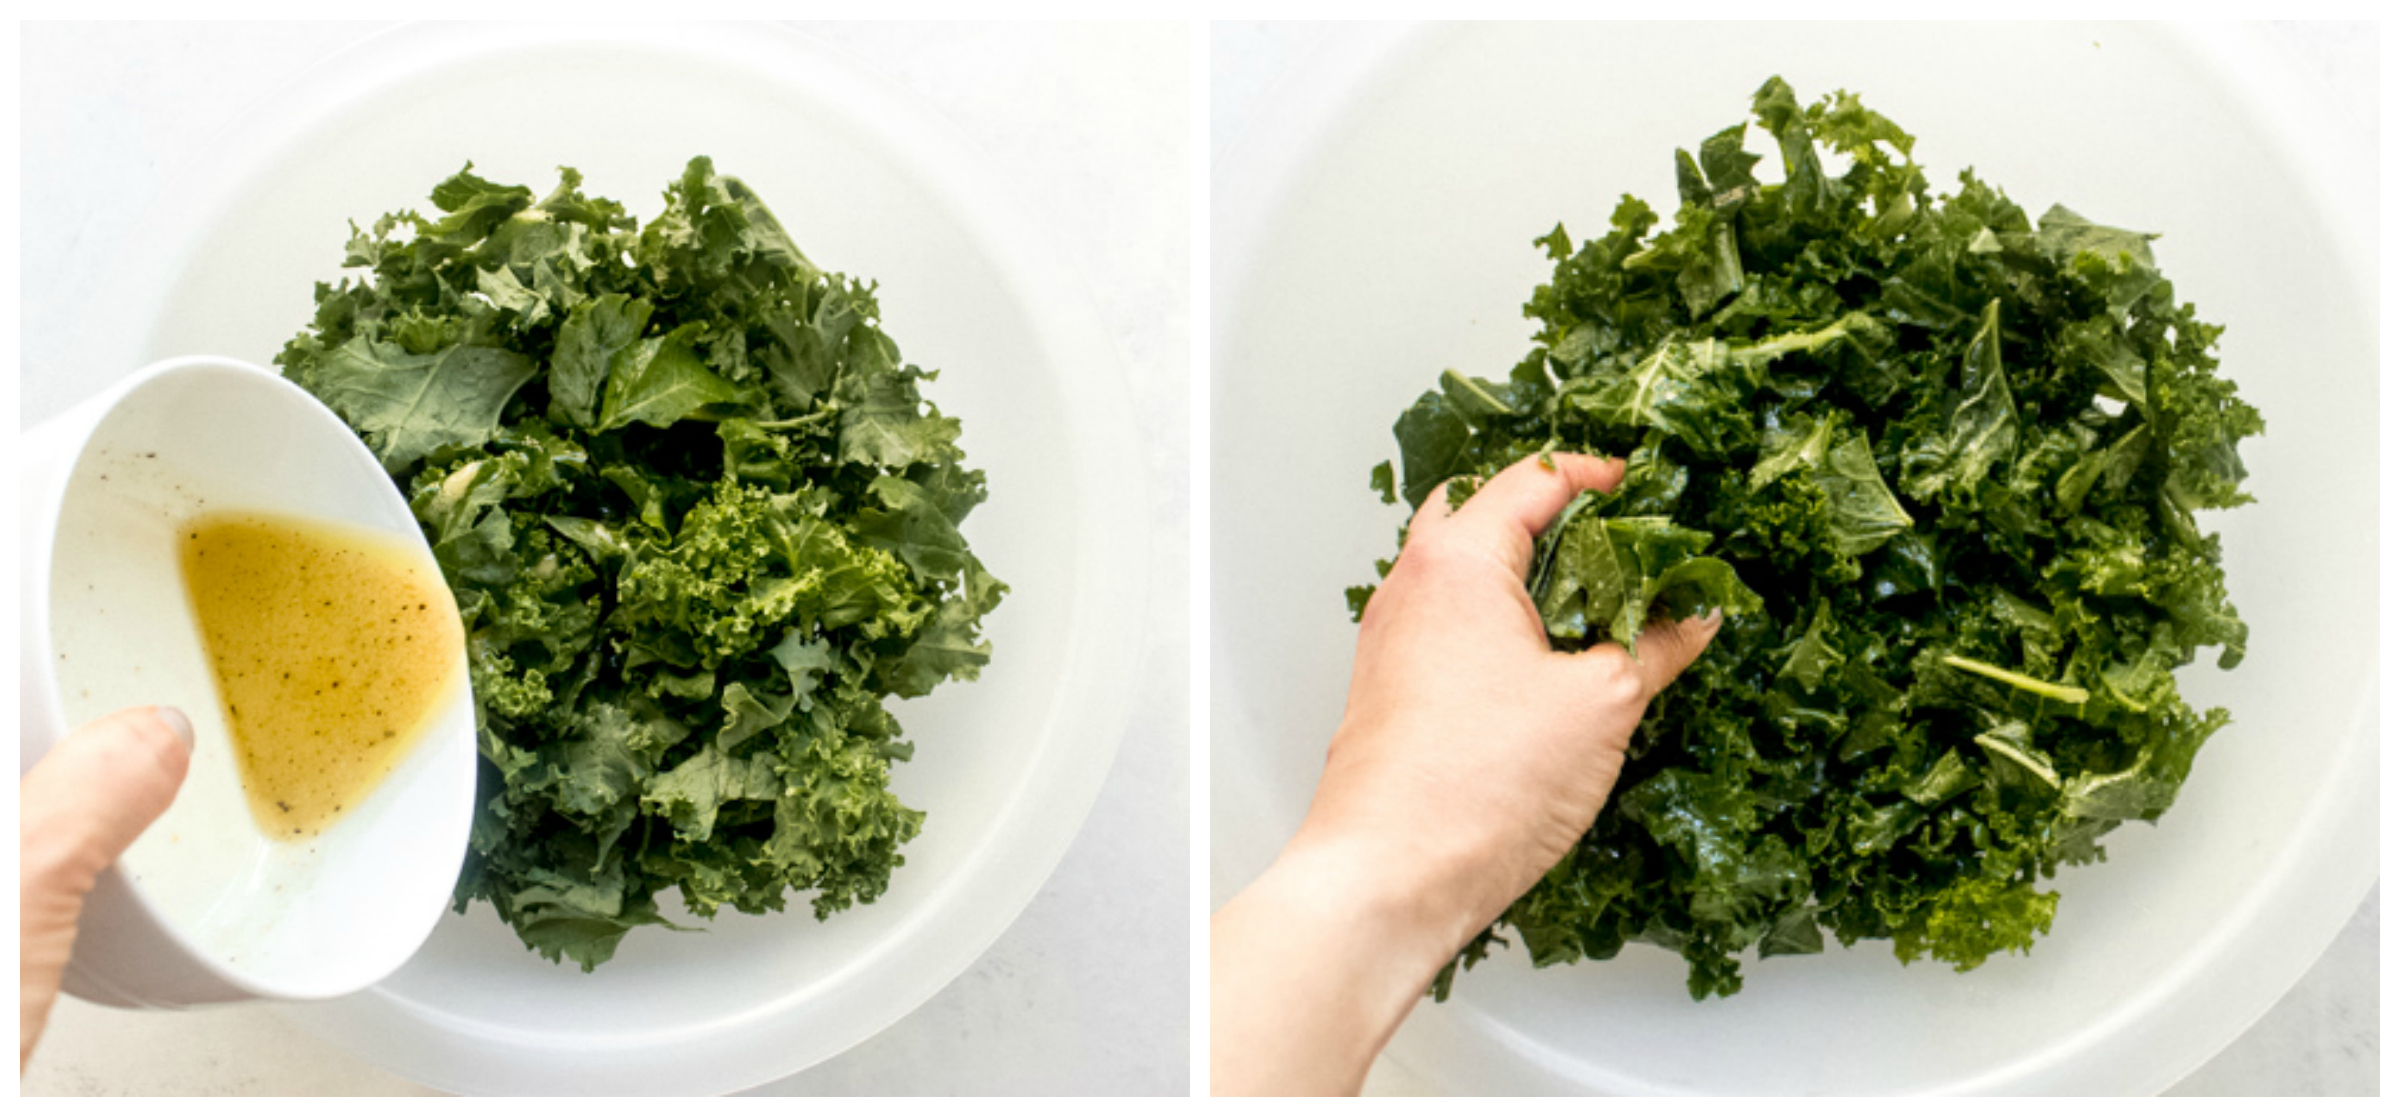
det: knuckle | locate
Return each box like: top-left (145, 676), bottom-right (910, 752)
top-left (1575, 652), bottom-right (1647, 707)
top-left (1400, 532), bottom-right (1468, 575)
top-left (1599, 666), bottom-right (1647, 707)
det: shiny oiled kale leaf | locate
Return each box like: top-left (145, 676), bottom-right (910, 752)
top-left (280, 158), bottom-right (1004, 970)
top-left (1351, 78), bottom-right (2259, 1001)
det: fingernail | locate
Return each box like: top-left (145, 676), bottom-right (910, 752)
top-left (151, 705), bottom-right (195, 752)
top-left (1703, 607), bottom-right (1725, 624)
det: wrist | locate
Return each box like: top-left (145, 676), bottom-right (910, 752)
top-left (1211, 836), bottom-right (1464, 1095)
top-left (1275, 818), bottom-right (1494, 993)
top-left (1296, 724), bottom-right (1532, 958)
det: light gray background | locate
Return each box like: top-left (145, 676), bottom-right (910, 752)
top-left (20, 20), bottom-right (1190, 1097)
top-left (1211, 20), bottom-right (2376, 1099)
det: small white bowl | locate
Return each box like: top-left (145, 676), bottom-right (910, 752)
top-left (18, 356), bottom-right (478, 1007)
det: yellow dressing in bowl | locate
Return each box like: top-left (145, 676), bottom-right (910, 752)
top-left (178, 511), bottom-right (464, 840)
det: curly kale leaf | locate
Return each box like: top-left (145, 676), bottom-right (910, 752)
top-left (1353, 78), bottom-right (2256, 1000)
top-left (282, 158), bottom-right (1002, 970)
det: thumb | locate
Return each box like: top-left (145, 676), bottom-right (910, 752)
top-left (21, 706), bottom-right (192, 1067)
top-left (1627, 612), bottom-right (1725, 700)
top-left (1445, 453), bottom-right (1625, 576)
top-left (21, 706), bottom-right (194, 883)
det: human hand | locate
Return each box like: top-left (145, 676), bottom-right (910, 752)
top-left (1211, 451), bottom-right (1719, 1095)
top-left (20, 706), bottom-right (193, 1068)
top-left (1301, 451), bottom-right (1723, 947)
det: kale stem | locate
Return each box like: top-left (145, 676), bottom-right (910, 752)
top-left (1941, 654), bottom-right (2090, 705)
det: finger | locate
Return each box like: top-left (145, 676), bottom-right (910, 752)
top-left (19, 707), bottom-right (191, 1069)
top-left (1404, 476), bottom-right (1465, 539)
top-left (1449, 452), bottom-right (1624, 554)
top-left (1627, 612), bottom-right (1725, 699)
top-left (21, 706), bottom-right (194, 881)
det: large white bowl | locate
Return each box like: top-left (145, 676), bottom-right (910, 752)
top-left (38, 24), bottom-right (1147, 1096)
top-left (1212, 23), bottom-right (2377, 1095)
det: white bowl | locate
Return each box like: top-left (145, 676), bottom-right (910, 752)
top-left (34, 24), bottom-right (1149, 1095)
top-left (18, 356), bottom-right (479, 1007)
top-left (1212, 23), bottom-right (2377, 1095)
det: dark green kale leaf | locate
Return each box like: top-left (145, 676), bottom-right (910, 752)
top-left (307, 340), bottom-right (540, 473)
top-left (281, 158), bottom-right (1003, 970)
top-left (1352, 78), bottom-right (2257, 1000)
top-left (1528, 490), bottom-right (1763, 650)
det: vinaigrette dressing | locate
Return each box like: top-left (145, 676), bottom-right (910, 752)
top-left (178, 511), bottom-right (462, 840)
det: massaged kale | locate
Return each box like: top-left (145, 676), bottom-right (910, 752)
top-left (1350, 79), bottom-right (2258, 1000)
top-left (279, 158), bottom-right (1004, 969)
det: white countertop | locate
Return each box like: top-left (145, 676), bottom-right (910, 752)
top-left (20, 21), bottom-right (1191, 1097)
